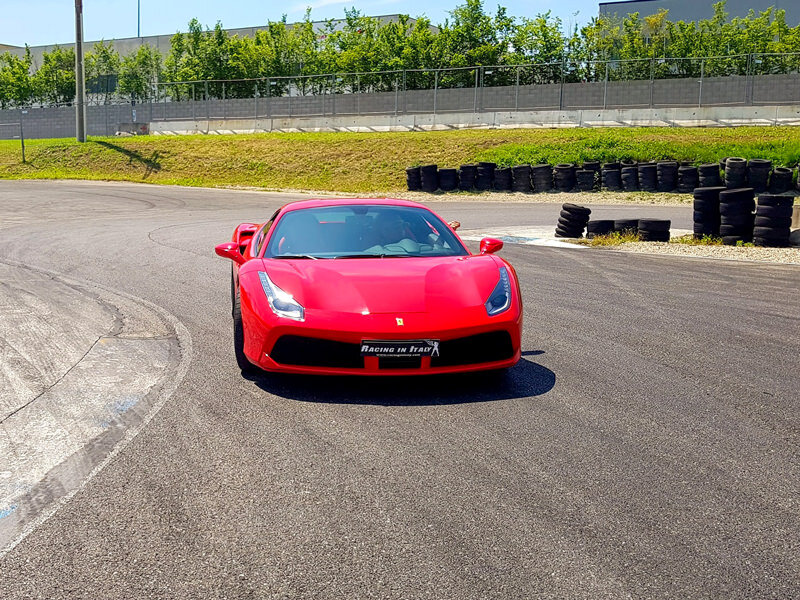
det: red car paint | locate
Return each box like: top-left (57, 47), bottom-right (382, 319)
top-left (215, 198), bottom-right (523, 375)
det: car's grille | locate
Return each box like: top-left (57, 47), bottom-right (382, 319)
top-left (270, 335), bottom-right (363, 368)
top-left (430, 331), bottom-right (514, 367)
top-left (378, 356), bottom-right (422, 370)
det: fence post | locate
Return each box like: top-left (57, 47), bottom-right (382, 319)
top-left (699, 59), bottom-right (704, 107)
top-left (162, 83), bottom-right (166, 121)
top-left (254, 81), bottom-right (259, 124)
top-left (192, 83), bottom-right (196, 121)
top-left (434, 70), bottom-right (438, 115)
top-left (205, 80), bottom-right (209, 120)
top-left (222, 82), bottom-right (226, 120)
top-left (331, 75), bottom-right (336, 116)
top-left (394, 74), bottom-right (399, 116)
top-left (19, 110), bottom-right (26, 163)
top-left (559, 60), bottom-right (565, 110)
top-left (515, 65), bottom-right (520, 111)
top-left (649, 59), bottom-right (655, 108)
top-left (603, 61), bottom-right (609, 109)
top-left (403, 70), bottom-right (407, 115)
top-left (357, 75), bottom-right (360, 116)
top-left (473, 68), bottom-right (479, 113)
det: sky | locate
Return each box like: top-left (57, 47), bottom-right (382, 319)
top-left (0, 0), bottom-right (595, 48)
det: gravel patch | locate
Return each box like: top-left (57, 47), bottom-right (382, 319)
top-left (581, 240), bottom-right (800, 265)
top-left (398, 190), bottom-right (696, 206)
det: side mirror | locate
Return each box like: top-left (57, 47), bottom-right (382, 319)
top-left (479, 237), bottom-right (504, 255)
top-left (215, 242), bottom-right (246, 265)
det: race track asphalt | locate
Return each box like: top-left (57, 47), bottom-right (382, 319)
top-left (0, 181), bottom-right (798, 599)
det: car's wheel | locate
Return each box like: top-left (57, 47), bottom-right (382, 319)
top-left (233, 290), bottom-right (258, 375)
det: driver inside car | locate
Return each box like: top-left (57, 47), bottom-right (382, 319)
top-left (365, 212), bottom-right (461, 254)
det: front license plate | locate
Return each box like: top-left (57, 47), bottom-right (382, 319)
top-left (361, 340), bottom-right (441, 358)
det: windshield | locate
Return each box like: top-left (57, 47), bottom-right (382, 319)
top-left (264, 205), bottom-right (469, 259)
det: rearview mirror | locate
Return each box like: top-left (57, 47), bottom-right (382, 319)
top-left (215, 242), bottom-right (246, 265)
top-left (479, 238), bottom-right (504, 255)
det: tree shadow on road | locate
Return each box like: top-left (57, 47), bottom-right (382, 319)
top-left (249, 355), bottom-right (556, 405)
top-left (94, 141), bottom-right (161, 177)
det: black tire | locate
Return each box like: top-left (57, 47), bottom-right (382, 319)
top-left (720, 213), bottom-right (754, 227)
top-left (757, 195), bottom-right (794, 208)
top-left (637, 218), bottom-right (671, 232)
top-left (561, 203), bottom-right (591, 216)
top-left (722, 236), bottom-right (745, 246)
top-left (719, 203), bottom-right (754, 217)
top-left (754, 204), bottom-right (793, 219)
top-left (614, 219), bottom-right (639, 233)
top-left (559, 209), bottom-right (590, 222)
top-left (754, 215), bottom-right (792, 228)
top-left (753, 237), bottom-right (790, 248)
top-left (752, 226), bottom-right (790, 240)
top-left (555, 226), bottom-right (584, 238)
top-left (719, 224), bottom-right (747, 236)
top-left (557, 216), bottom-right (583, 229)
top-left (233, 291), bottom-right (259, 375)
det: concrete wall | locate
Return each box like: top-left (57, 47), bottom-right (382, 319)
top-left (2, 73), bottom-right (800, 140)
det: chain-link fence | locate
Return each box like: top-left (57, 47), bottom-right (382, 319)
top-left (140, 53), bottom-right (800, 122)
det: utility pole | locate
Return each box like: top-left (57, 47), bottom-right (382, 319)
top-left (74, 0), bottom-right (87, 142)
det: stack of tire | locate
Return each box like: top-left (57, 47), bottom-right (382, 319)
top-left (698, 163), bottom-right (722, 187)
top-left (532, 164), bottom-right (553, 192)
top-left (406, 166), bottom-right (421, 191)
top-left (753, 195), bottom-right (794, 247)
top-left (556, 203), bottom-right (591, 238)
top-left (724, 157), bottom-right (748, 189)
top-left (458, 164), bottom-right (477, 191)
top-left (657, 161), bottom-right (678, 192)
top-left (493, 167), bottom-right (512, 191)
top-left (614, 219), bottom-right (638, 235)
top-left (621, 166), bottom-right (639, 192)
top-left (576, 169), bottom-right (596, 192)
top-left (586, 220), bottom-right (614, 239)
top-left (511, 164), bottom-right (533, 193)
top-left (583, 161), bottom-right (601, 190)
top-left (601, 163), bottom-right (622, 191)
top-left (554, 164), bottom-right (576, 193)
top-left (475, 162), bottom-right (495, 191)
top-left (719, 187), bottom-right (755, 245)
top-left (769, 167), bottom-right (793, 194)
top-left (638, 219), bottom-right (671, 242)
top-left (437, 168), bottom-right (458, 192)
top-left (677, 166), bottom-right (699, 193)
top-left (638, 163), bottom-right (658, 192)
top-left (746, 159), bottom-right (771, 193)
top-left (692, 186), bottom-right (725, 238)
top-left (419, 164), bottom-right (439, 193)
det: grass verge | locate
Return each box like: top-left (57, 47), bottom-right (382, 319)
top-left (2, 126), bottom-right (800, 193)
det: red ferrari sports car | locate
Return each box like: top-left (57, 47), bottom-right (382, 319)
top-left (214, 198), bottom-right (522, 376)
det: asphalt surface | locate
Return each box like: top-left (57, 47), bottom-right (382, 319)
top-left (0, 180), bottom-right (798, 599)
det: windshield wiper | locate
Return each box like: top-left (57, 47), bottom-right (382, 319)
top-left (272, 254), bottom-right (320, 260)
top-left (333, 253), bottom-right (410, 259)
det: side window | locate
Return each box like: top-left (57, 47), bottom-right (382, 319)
top-left (253, 210), bottom-right (281, 256)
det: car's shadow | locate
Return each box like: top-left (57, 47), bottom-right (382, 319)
top-left (249, 351), bottom-right (555, 405)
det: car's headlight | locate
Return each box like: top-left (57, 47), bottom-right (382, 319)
top-left (485, 267), bottom-right (512, 316)
top-left (259, 271), bottom-right (305, 321)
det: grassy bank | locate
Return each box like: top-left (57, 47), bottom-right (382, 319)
top-left (2, 127), bottom-right (800, 193)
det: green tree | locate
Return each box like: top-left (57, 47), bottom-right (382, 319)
top-left (32, 46), bottom-right (75, 105)
top-left (85, 40), bottom-right (121, 103)
top-left (118, 44), bottom-right (162, 100)
top-left (0, 47), bottom-right (33, 108)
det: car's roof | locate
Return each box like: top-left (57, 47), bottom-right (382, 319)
top-left (279, 198), bottom-right (430, 213)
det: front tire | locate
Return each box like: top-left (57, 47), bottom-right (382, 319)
top-left (233, 290), bottom-right (258, 375)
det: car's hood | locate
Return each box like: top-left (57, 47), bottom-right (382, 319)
top-left (262, 255), bottom-right (502, 314)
